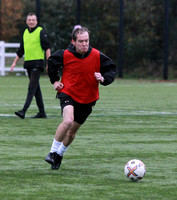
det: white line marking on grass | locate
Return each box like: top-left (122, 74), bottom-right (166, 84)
top-left (93, 109), bottom-right (177, 116)
top-left (0, 114), bottom-right (14, 117)
top-left (1, 103), bottom-right (177, 116)
top-left (0, 103), bottom-right (60, 109)
top-left (135, 110), bottom-right (177, 115)
top-left (0, 85), bottom-right (52, 88)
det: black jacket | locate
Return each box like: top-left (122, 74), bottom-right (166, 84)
top-left (48, 44), bottom-right (117, 85)
top-left (17, 26), bottom-right (50, 71)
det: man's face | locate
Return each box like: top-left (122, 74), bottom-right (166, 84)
top-left (73, 31), bottom-right (89, 55)
top-left (26, 15), bottom-right (38, 29)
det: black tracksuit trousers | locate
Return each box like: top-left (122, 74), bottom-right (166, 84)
top-left (23, 68), bottom-right (45, 113)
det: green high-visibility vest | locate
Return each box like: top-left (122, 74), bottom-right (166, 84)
top-left (23, 27), bottom-right (44, 61)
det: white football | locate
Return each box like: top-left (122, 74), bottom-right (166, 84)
top-left (124, 159), bottom-right (146, 181)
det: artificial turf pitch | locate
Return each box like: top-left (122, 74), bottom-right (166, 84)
top-left (0, 76), bottom-right (176, 200)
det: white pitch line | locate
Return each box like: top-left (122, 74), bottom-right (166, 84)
top-left (136, 110), bottom-right (177, 115)
top-left (0, 114), bottom-right (14, 117)
top-left (1, 103), bottom-right (177, 116)
top-left (0, 103), bottom-right (60, 109)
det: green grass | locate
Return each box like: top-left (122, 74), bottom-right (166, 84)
top-left (0, 76), bottom-right (177, 200)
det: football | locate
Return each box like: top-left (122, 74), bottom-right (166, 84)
top-left (124, 159), bottom-right (146, 181)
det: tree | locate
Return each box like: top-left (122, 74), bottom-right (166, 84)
top-left (2, 0), bottom-right (177, 78)
top-left (1, 0), bottom-right (24, 42)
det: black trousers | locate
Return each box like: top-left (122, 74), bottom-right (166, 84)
top-left (23, 68), bottom-right (45, 113)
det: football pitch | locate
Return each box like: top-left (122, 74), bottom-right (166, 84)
top-left (0, 75), bottom-right (176, 200)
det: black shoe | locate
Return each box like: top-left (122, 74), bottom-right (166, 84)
top-left (45, 152), bottom-right (57, 165)
top-left (15, 110), bottom-right (25, 119)
top-left (32, 112), bottom-right (47, 118)
top-left (51, 154), bottom-right (63, 170)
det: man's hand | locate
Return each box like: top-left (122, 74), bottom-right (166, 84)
top-left (54, 81), bottom-right (64, 91)
top-left (94, 72), bottom-right (104, 83)
top-left (10, 62), bottom-right (16, 72)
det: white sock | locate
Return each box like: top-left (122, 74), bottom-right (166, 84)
top-left (50, 138), bottom-right (62, 153)
top-left (57, 143), bottom-right (69, 156)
